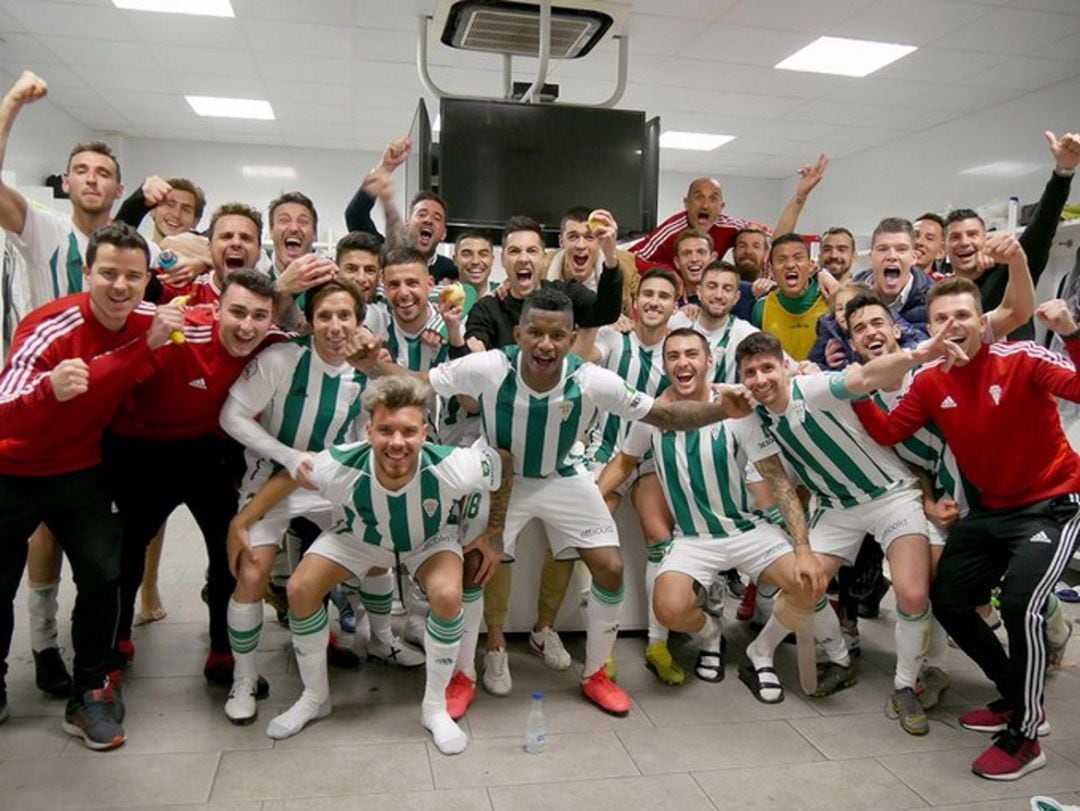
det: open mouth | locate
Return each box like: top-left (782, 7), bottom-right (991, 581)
top-left (696, 212), bottom-right (712, 227)
top-left (515, 269), bottom-right (533, 285)
top-left (883, 267), bottom-right (901, 281)
top-left (784, 271), bottom-right (800, 286)
top-left (674, 369), bottom-right (695, 384)
top-left (225, 254), bottom-right (246, 271)
top-left (571, 251), bottom-right (591, 272)
top-left (532, 355), bottom-right (556, 371)
top-left (283, 235), bottom-right (304, 256)
top-left (416, 227), bottom-right (434, 248)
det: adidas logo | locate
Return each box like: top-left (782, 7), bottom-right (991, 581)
top-left (940, 396), bottom-right (958, 409)
top-left (188, 377), bottom-right (208, 389)
top-left (1030, 530), bottom-right (1052, 544)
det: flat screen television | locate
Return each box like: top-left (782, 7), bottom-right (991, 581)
top-left (438, 98), bottom-right (658, 239)
top-left (403, 99), bottom-right (432, 209)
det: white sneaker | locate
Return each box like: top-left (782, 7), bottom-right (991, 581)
top-left (403, 613), bottom-right (427, 649)
top-left (482, 648), bottom-right (512, 696)
top-left (529, 627), bottom-right (572, 671)
top-left (224, 676), bottom-right (259, 725)
top-left (266, 693), bottom-right (330, 740)
top-left (368, 635), bottom-right (426, 668)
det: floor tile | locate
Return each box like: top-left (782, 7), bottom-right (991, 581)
top-left (429, 731), bottom-right (638, 789)
top-left (787, 711), bottom-right (976, 759)
top-left (465, 689), bottom-right (651, 738)
top-left (209, 742), bottom-right (431, 801)
top-left (876, 745), bottom-right (1080, 805)
top-left (0, 752), bottom-right (220, 809)
top-left (267, 700), bottom-right (432, 747)
top-left (489, 773), bottom-right (714, 811)
top-left (692, 758), bottom-right (927, 809)
top-left (0, 714), bottom-right (70, 759)
top-left (59, 710), bottom-right (274, 756)
top-left (617, 720), bottom-right (823, 774)
top-left (632, 671), bottom-right (820, 728)
top-left (262, 788), bottom-right (492, 811)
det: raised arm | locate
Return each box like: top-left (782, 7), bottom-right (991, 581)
top-left (841, 322), bottom-right (964, 396)
top-left (1015, 131), bottom-right (1077, 285)
top-left (982, 233), bottom-right (1035, 341)
top-left (773, 154), bottom-right (828, 238)
top-left (0, 70), bottom-right (48, 234)
top-left (1033, 299), bottom-right (1080, 404)
top-left (640, 384), bottom-right (753, 432)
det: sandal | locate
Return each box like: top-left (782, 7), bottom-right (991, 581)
top-left (695, 637), bottom-right (726, 682)
top-left (738, 656), bottom-right (785, 704)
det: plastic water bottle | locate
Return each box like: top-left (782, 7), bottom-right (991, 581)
top-left (524, 691), bottom-right (546, 754)
top-left (1007, 196), bottom-right (1020, 233)
top-left (158, 249), bottom-right (177, 271)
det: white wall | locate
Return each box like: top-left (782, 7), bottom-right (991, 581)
top-left (796, 78), bottom-right (1080, 241)
top-left (0, 64), bottom-right (93, 188)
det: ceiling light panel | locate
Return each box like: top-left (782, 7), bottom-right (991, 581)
top-left (186, 96), bottom-right (275, 120)
top-left (659, 131), bottom-right (736, 151)
top-left (776, 36), bottom-right (917, 78)
top-left (113, 0), bottom-right (235, 17)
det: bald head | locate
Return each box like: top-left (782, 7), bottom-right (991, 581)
top-left (684, 177), bottom-right (724, 230)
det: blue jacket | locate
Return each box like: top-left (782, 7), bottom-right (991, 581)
top-left (853, 267), bottom-right (934, 333)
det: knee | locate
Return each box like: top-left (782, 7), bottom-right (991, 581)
top-left (285, 575), bottom-right (318, 614)
top-left (427, 583), bottom-right (462, 620)
top-left (591, 555), bottom-right (624, 592)
top-left (893, 576), bottom-right (929, 615)
top-left (653, 578), bottom-right (692, 628)
top-left (236, 559), bottom-right (269, 599)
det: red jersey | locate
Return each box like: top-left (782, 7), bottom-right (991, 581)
top-left (110, 307), bottom-right (285, 441)
top-left (852, 340), bottom-right (1080, 510)
top-left (628, 211), bottom-right (769, 274)
top-left (0, 293), bottom-right (157, 476)
top-left (159, 271), bottom-right (221, 307)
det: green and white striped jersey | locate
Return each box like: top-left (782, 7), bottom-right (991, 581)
top-left (384, 308), bottom-right (449, 372)
top-left (692, 315), bottom-right (759, 385)
top-left (587, 327), bottom-right (669, 464)
top-left (751, 373), bottom-right (913, 509)
top-left (227, 336), bottom-right (366, 493)
top-left (428, 346), bottom-right (655, 478)
top-left (622, 405), bottom-right (772, 538)
top-left (874, 376), bottom-right (972, 516)
top-left (312, 442), bottom-right (502, 553)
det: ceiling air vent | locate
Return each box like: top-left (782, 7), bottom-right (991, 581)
top-left (435, 0), bottom-right (619, 59)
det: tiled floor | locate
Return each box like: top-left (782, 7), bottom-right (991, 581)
top-left (5, 508), bottom-right (1080, 810)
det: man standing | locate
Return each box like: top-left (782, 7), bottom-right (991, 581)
top-left (751, 234), bottom-right (829, 361)
top-left (819, 227), bottom-right (858, 284)
top-left (853, 218), bottom-right (933, 334)
top-left (0, 223), bottom-right (183, 748)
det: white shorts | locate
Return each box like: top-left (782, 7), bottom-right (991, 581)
top-left (658, 523), bottom-right (792, 585)
top-left (306, 528), bottom-right (462, 579)
top-left (503, 473), bottom-right (619, 561)
top-left (249, 489), bottom-right (334, 549)
top-left (809, 485), bottom-right (929, 564)
top-left (927, 522), bottom-right (946, 547)
top-left (590, 455), bottom-right (657, 499)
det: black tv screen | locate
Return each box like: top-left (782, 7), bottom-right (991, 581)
top-left (438, 99), bottom-right (654, 238)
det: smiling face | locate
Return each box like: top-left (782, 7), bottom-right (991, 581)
top-left (663, 332), bottom-right (711, 399)
top-left (210, 214), bottom-right (262, 283)
top-left (151, 188), bottom-right (199, 238)
top-left (928, 291), bottom-right (981, 364)
top-left (684, 178), bottom-right (724, 230)
top-left (848, 303), bottom-right (901, 361)
top-left (674, 236), bottom-right (715, 292)
top-left (733, 231), bottom-right (767, 279)
top-left (311, 290), bottom-right (359, 365)
top-left (870, 230), bottom-right (914, 302)
top-left (215, 283), bottom-right (273, 358)
top-left (270, 202), bottom-right (316, 267)
top-left (635, 276), bottom-right (677, 331)
top-left (84, 244), bottom-right (150, 331)
top-left (502, 230), bottom-right (548, 299)
top-left (913, 219), bottom-right (944, 270)
top-left (407, 198), bottom-right (447, 257)
top-left (367, 403), bottom-right (427, 486)
top-left (771, 239), bottom-right (812, 298)
top-left (738, 351), bottom-right (789, 412)
top-left (382, 261), bottom-right (432, 330)
top-left (454, 237), bottom-right (493, 289)
top-left (513, 306), bottom-right (575, 390)
top-left (558, 219), bottom-right (599, 283)
top-left (819, 232), bottom-right (855, 280)
top-left (64, 150), bottom-right (122, 217)
top-left (945, 218), bottom-right (986, 278)
top-left (698, 268), bottom-right (740, 322)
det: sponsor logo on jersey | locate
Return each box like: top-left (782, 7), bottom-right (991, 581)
top-left (422, 498), bottom-right (439, 517)
top-left (1030, 530), bottom-right (1052, 544)
top-left (989, 384), bottom-right (1002, 406)
top-left (189, 377), bottom-right (208, 389)
top-left (939, 395), bottom-right (958, 409)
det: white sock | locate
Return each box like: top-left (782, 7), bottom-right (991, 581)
top-left (227, 598), bottom-right (263, 683)
top-left (584, 582), bottom-right (624, 678)
top-left (267, 607), bottom-right (330, 740)
top-left (924, 616), bottom-right (948, 667)
top-left (360, 573), bottom-right (394, 645)
top-left (895, 605), bottom-right (931, 690)
top-left (645, 541), bottom-right (671, 646)
top-left (813, 598), bottom-right (850, 667)
top-left (28, 580), bottom-right (59, 652)
top-left (747, 612), bottom-right (794, 664)
top-left (456, 587), bottom-right (483, 680)
top-left (423, 611), bottom-right (468, 755)
top-left (693, 612), bottom-right (722, 653)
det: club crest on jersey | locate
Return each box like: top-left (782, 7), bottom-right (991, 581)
top-left (422, 498), bottom-right (439, 517)
top-left (559, 401), bottom-right (575, 421)
top-left (989, 384), bottom-right (1002, 406)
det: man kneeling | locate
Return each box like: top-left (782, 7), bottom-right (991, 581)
top-left (227, 376), bottom-right (511, 754)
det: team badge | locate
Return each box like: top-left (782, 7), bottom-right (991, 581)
top-left (559, 401), bottom-right (574, 421)
top-left (988, 384), bottom-right (1002, 406)
top-left (423, 498), bottom-right (439, 517)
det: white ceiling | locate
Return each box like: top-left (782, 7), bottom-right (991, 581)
top-left (1, 0), bottom-right (1079, 178)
